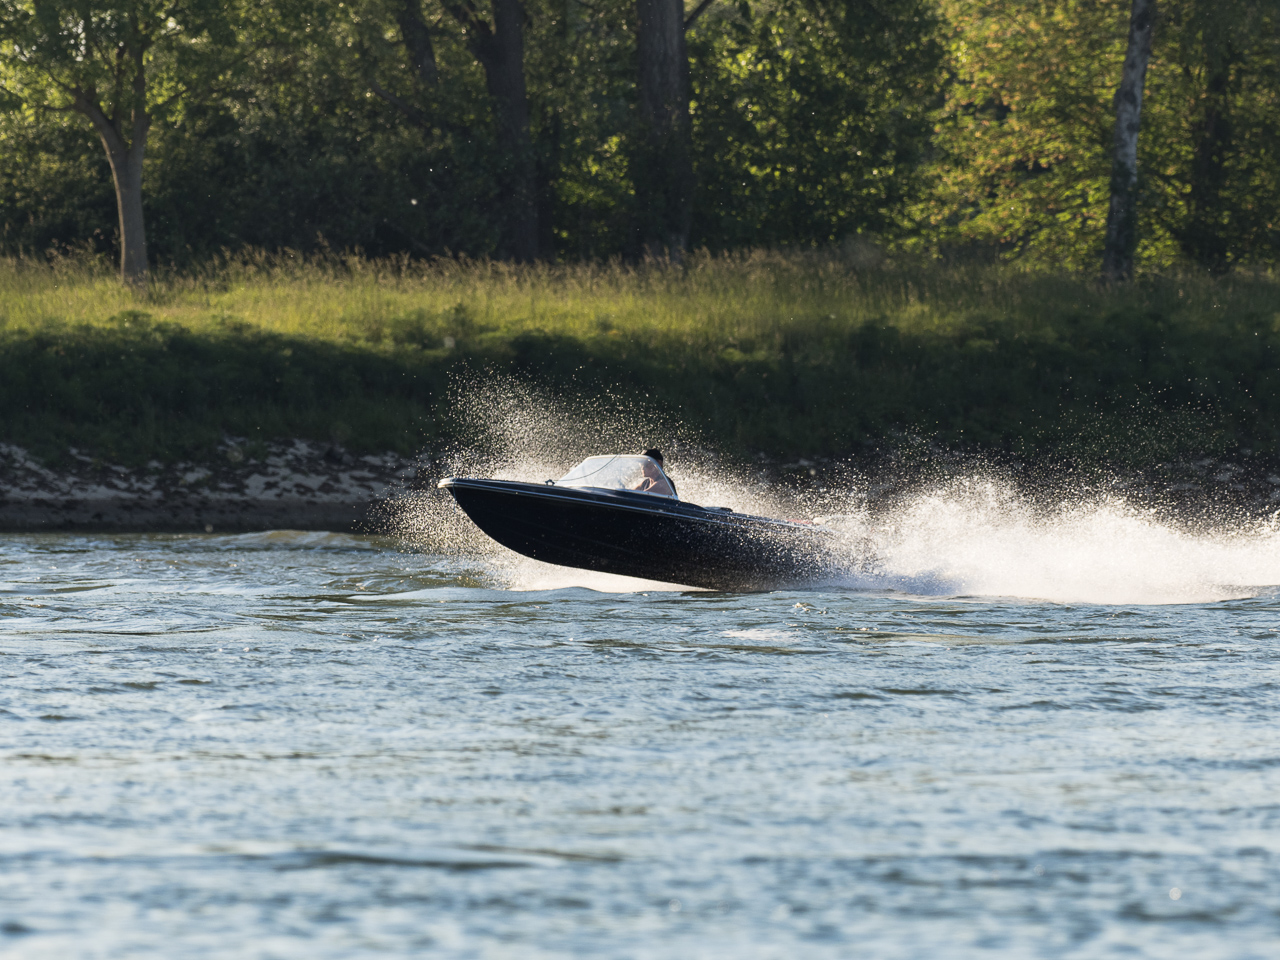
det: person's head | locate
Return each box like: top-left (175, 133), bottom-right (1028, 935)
top-left (642, 448), bottom-right (664, 467)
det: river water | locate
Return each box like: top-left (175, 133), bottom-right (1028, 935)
top-left (4, 480), bottom-right (1280, 960)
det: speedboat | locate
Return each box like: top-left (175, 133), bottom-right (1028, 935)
top-left (438, 454), bottom-right (840, 591)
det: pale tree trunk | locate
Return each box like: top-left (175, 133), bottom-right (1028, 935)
top-left (634, 0), bottom-right (694, 259)
top-left (1101, 0), bottom-right (1156, 281)
top-left (105, 139), bottom-right (148, 283)
top-left (75, 68), bottom-right (150, 285)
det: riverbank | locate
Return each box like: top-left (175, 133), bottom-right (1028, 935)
top-left (0, 440), bottom-right (420, 532)
top-left (3, 253), bottom-right (1279, 472)
top-left (4, 435), bottom-right (1277, 534)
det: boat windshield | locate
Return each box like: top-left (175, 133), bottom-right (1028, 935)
top-left (557, 455), bottom-right (677, 498)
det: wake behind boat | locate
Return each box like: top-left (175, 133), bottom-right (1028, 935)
top-left (438, 453), bottom-right (843, 591)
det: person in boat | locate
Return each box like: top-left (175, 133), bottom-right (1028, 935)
top-left (631, 449), bottom-right (677, 497)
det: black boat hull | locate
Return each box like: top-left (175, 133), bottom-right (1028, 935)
top-left (440, 478), bottom-right (837, 591)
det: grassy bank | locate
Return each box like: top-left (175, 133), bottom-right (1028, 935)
top-left (2, 251), bottom-right (1278, 466)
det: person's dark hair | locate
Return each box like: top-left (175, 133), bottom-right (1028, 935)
top-left (642, 448), bottom-right (664, 465)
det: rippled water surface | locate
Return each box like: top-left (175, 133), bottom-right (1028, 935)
top-left (3, 530), bottom-right (1280, 959)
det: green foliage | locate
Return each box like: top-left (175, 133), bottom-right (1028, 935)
top-left (527, 0), bottom-right (643, 257)
top-left (3, 0), bottom-right (1280, 271)
top-left (1153, 0), bottom-right (1280, 269)
top-left (0, 108), bottom-right (115, 255)
top-left (690, 0), bottom-right (944, 247)
top-left (921, 0), bottom-right (1280, 270)
top-left (0, 0), bottom-right (953, 261)
top-left (0, 0), bottom-right (245, 116)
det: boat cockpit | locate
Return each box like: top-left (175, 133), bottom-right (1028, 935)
top-left (555, 455), bottom-right (678, 499)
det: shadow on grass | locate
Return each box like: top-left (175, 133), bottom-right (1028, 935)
top-left (3, 304), bottom-right (1278, 465)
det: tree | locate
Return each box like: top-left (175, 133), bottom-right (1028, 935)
top-left (1101, 0), bottom-right (1156, 280)
top-left (922, 0), bottom-right (1128, 267)
top-left (352, 0), bottom-right (542, 260)
top-left (923, 0), bottom-right (1280, 271)
top-left (0, 0), bottom-right (242, 283)
top-left (632, 0), bottom-right (699, 257)
top-left (690, 0), bottom-right (942, 249)
top-left (1162, 0), bottom-right (1280, 272)
top-left (443, 0), bottom-right (541, 260)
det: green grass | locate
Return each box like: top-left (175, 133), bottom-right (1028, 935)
top-left (2, 249), bottom-right (1278, 466)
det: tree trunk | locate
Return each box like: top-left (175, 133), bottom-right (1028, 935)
top-left (1182, 57), bottom-right (1232, 273)
top-left (634, 0), bottom-right (694, 259)
top-left (393, 0), bottom-right (438, 88)
top-left (1101, 0), bottom-right (1156, 282)
top-left (105, 142), bottom-right (149, 285)
top-left (371, 0), bottom-right (439, 129)
top-left (486, 0), bottom-right (539, 262)
top-left (448, 0), bottom-right (540, 262)
top-left (75, 69), bottom-right (150, 285)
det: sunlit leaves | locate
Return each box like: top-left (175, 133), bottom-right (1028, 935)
top-left (921, 0), bottom-right (1280, 269)
top-left (0, 0), bottom-right (255, 128)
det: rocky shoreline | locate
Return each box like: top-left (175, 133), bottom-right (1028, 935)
top-left (4, 438), bottom-right (1279, 534)
top-left (0, 440), bottom-right (422, 533)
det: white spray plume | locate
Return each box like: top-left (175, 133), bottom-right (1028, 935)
top-left (391, 378), bottom-right (1280, 604)
top-left (844, 478), bottom-right (1280, 604)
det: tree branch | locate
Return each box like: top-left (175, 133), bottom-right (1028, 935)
top-left (439, 0), bottom-right (478, 30)
top-left (367, 78), bottom-right (471, 138)
top-left (38, 64), bottom-right (78, 99)
top-left (393, 0), bottom-right (439, 87)
top-left (439, 0), bottom-right (495, 67)
top-left (368, 78), bottom-right (429, 127)
top-left (71, 87), bottom-right (126, 155)
top-left (684, 0), bottom-right (715, 30)
top-left (84, 26), bottom-right (114, 70)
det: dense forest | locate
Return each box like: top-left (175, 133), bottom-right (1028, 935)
top-left (1, 0), bottom-right (1279, 277)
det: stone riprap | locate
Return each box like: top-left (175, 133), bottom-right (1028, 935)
top-left (0, 440), bottom-right (421, 532)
